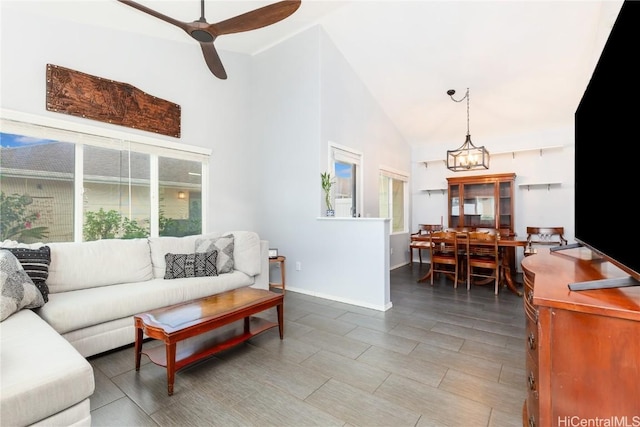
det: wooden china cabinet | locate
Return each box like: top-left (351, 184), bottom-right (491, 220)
top-left (447, 173), bottom-right (515, 234)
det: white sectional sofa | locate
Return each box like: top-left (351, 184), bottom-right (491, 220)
top-left (0, 231), bottom-right (269, 426)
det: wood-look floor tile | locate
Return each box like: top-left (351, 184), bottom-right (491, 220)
top-left (410, 342), bottom-right (502, 381)
top-left (337, 311), bottom-right (398, 333)
top-left (248, 331), bottom-right (320, 364)
top-left (459, 339), bottom-right (525, 369)
top-left (438, 368), bottom-right (525, 416)
top-left (296, 312), bottom-right (358, 336)
top-left (356, 345), bottom-right (447, 387)
top-left (296, 329), bottom-right (370, 359)
top-left (375, 373), bottom-right (491, 427)
top-left (305, 378), bottom-right (421, 426)
top-left (227, 383), bottom-right (345, 426)
top-left (89, 367), bottom-right (125, 411)
top-left (498, 364), bottom-right (527, 388)
top-left (345, 326), bottom-right (419, 355)
top-left (216, 342), bottom-right (330, 400)
top-left (90, 396), bottom-right (157, 427)
top-left (150, 392), bottom-right (248, 426)
top-left (389, 323), bottom-right (464, 352)
top-left (430, 322), bottom-right (510, 347)
top-left (300, 349), bottom-right (389, 393)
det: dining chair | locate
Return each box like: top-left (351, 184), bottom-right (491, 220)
top-left (524, 226), bottom-right (567, 256)
top-left (428, 230), bottom-right (460, 287)
top-left (409, 224), bottom-right (442, 265)
top-left (466, 230), bottom-right (500, 294)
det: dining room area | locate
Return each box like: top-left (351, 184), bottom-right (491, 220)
top-left (409, 172), bottom-right (569, 297)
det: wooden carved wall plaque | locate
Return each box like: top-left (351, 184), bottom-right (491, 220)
top-left (46, 64), bottom-right (181, 138)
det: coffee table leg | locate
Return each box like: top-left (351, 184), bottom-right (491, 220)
top-left (166, 342), bottom-right (176, 396)
top-left (134, 327), bottom-right (143, 371)
top-left (277, 302), bottom-right (284, 339)
top-left (244, 316), bottom-right (250, 333)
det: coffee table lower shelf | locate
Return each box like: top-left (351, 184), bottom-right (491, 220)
top-left (141, 317), bottom-right (278, 370)
top-left (134, 288), bottom-right (284, 396)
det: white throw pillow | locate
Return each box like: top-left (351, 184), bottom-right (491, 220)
top-left (195, 234), bottom-right (234, 274)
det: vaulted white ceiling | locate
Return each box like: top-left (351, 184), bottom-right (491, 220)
top-left (4, 0), bottom-right (624, 149)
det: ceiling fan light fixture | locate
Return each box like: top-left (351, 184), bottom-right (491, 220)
top-left (445, 88), bottom-right (490, 172)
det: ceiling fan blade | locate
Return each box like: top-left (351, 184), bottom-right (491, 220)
top-left (211, 0), bottom-right (301, 36)
top-left (200, 43), bottom-right (227, 80)
top-left (116, 0), bottom-right (190, 33)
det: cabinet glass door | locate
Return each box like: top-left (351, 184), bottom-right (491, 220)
top-left (463, 183), bottom-right (495, 228)
top-left (449, 184), bottom-right (460, 228)
top-left (499, 181), bottom-right (512, 230)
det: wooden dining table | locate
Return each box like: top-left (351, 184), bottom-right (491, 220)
top-left (415, 233), bottom-right (527, 296)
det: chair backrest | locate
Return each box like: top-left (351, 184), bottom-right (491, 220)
top-left (467, 231), bottom-right (499, 255)
top-left (412, 224), bottom-right (442, 237)
top-left (466, 231), bottom-right (500, 293)
top-left (429, 230), bottom-right (458, 259)
top-left (526, 227), bottom-right (567, 246)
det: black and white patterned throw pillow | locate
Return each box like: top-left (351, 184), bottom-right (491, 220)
top-left (164, 250), bottom-right (218, 280)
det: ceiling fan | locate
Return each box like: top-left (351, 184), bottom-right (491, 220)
top-left (116, 0), bottom-right (302, 79)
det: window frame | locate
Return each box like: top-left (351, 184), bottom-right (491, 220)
top-left (1, 109), bottom-right (211, 241)
top-left (379, 165), bottom-right (409, 234)
top-left (328, 142), bottom-right (363, 218)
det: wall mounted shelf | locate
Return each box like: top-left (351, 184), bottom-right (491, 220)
top-left (518, 182), bottom-right (562, 191)
top-left (421, 188), bottom-right (447, 196)
top-left (421, 145), bottom-right (564, 166)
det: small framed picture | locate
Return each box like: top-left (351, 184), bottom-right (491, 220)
top-left (268, 248), bottom-right (278, 259)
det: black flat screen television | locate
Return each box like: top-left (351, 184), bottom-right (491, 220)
top-left (570, 0), bottom-right (640, 290)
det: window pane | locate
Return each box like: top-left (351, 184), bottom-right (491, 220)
top-left (1, 133), bottom-right (75, 243)
top-left (391, 178), bottom-right (404, 232)
top-left (159, 157), bottom-right (202, 237)
top-left (379, 175), bottom-right (390, 218)
top-left (334, 161), bottom-right (357, 217)
top-left (83, 146), bottom-right (150, 241)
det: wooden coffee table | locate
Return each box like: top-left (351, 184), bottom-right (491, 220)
top-left (134, 287), bottom-right (284, 395)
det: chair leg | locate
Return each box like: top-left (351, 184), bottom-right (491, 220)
top-left (418, 249), bottom-right (423, 264)
top-left (409, 247), bottom-right (413, 265)
top-left (494, 266), bottom-right (500, 295)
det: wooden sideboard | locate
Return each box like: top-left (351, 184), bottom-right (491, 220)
top-left (521, 248), bottom-right (640, 427)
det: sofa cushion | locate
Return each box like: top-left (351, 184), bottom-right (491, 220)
top-left (37, 272), bottom-right (255, 334)
top-left (0, 309), bottom-right (94, 426)
top-left (47, 238), bottom-right (153, 292)
top-left (1, 246), bottom-right (51, 302)
top-left (0, 250), bottom-right (45, 321)
top-left (164, 250), bottom-right (218, 279)
top-left (224, 231), bottom-right (261, 277)
top-left (195, 234), bottom-right (234, 274)
top-left (148, 233), bottom-right (221, 279)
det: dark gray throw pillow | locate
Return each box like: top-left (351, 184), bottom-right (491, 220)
top-left (2, 246), bottom-right (51, 303)
top-left (164, 250), bottom-right (218, 279)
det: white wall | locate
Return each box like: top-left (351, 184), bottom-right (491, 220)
top-left (250, 27), bottom-right (409, 309)
top-left (0, 4), bottom-right (262, 233)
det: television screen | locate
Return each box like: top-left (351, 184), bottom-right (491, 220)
top-left (574, 0), bottom-right (640, 284)
top-left (575, 0), bottom-right (640, 290)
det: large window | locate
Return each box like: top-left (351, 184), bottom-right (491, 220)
top-left (379, 167), bottom-right (408, 233)
top-left (1, 113), bottom-right (210, 243)
top-left (329, 143), bottom-right (362, 218)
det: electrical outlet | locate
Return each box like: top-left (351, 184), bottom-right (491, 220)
top-left (296, 261), bottom-right (302, 271)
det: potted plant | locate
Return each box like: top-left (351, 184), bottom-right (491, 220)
top-left (320, 172), bottom-right (335, 216)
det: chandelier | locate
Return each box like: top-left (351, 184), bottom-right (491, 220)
top-left (446, 88), bottom-right (489, 171)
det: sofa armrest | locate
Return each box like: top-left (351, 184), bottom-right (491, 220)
top-left (251, 240), bottom-right (269, 290)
